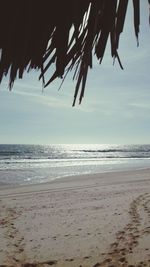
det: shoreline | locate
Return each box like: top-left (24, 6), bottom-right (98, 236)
top-left (0, 168), bottom-right (150, 266)
top-left (1, 157), bottom-right (150, 190)
top-left (1, 167), bottom-right (150, 194)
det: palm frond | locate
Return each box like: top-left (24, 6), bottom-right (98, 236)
top-left (0, 0), bottom-right (149, 104)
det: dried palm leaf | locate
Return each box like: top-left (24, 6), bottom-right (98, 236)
top-left (0, 0), bottom-right (149, 104)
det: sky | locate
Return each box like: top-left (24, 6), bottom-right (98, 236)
top-left (0, 2), bottom-right (150, 145)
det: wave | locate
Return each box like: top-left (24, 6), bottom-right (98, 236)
top-left (1, 144), bottom-right (150, 163)
top-left (81, 149), bottom-right (150, 153)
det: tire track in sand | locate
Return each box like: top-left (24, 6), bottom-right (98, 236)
top-left (92, 193), bottom-right (150, 267)
top-left (0, 201), bottom-right (27, 267)
top-left (1, 193), bottom-right (150, 267)
top-left (0, 201), bottom-right (58, 267)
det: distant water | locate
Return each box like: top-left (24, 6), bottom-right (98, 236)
top-left (0, 144), bottom-right (150, 187)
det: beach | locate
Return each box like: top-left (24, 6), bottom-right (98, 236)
top-left (0, 169), bottom-right (150, 267)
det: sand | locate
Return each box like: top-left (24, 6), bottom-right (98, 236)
top-left (0, 168), bottom-right (150, 267)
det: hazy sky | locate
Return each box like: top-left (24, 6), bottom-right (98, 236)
top-left (0, 2), bottom-right (150, 145)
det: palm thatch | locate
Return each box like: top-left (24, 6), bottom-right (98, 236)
top-left (0, 1), bottom-right (149, 105)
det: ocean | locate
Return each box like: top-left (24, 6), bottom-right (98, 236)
top-left (0, 144), bottom-right (150, 187)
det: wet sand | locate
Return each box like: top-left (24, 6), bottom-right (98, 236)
top-left (0, 169), bottom-right (150, 267)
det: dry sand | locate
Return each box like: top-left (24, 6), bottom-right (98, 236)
top-left (0, 169), bottom-right (150, 267)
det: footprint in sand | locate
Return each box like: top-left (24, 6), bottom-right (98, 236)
top-left (92, 193), bottom-right (150, 267)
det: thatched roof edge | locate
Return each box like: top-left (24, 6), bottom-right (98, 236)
top-left (0, 1), bottom-right (149, 105)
